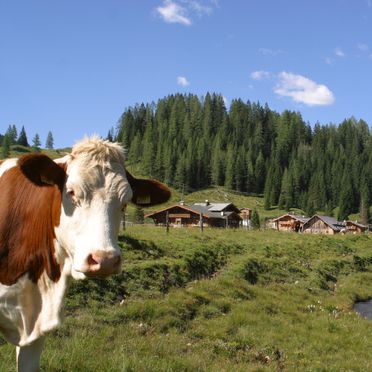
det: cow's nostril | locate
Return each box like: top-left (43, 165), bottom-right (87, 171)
top-left (87, 254), bottom-right (99, 266)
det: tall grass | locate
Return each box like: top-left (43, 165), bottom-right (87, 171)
top-left (2, 228), bottom-right (372, 371)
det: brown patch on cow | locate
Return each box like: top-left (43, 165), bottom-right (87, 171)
top-left (126, 170), bottom-right (171, 206)
top-left (0, 154), bottom-right (66, 285)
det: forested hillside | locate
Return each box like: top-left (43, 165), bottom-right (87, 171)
top-left (116, 93), bottom-right (372, 221)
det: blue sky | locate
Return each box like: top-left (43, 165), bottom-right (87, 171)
top-left (1, 0), bottom-right (372, 148)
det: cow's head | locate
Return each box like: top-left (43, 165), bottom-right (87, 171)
top-left (18, 137), bottom-right (170, 280)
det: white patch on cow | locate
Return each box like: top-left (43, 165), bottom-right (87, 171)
top-left (0, 262), bottom-right (71, 346)
top-left (0, 158), bottom-right (18, 177)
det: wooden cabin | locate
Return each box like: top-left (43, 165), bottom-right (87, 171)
top-left (302, 215), bottom-right (345, 235)
top-left (145, 201), bottom-right (242, 228)
top-left (272, 214), bottom-right (309, 232)
top-left (344, 221), bottom-right (367, 234)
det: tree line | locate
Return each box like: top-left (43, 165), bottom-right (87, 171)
top-left (0, 125), bottom-right (54, 158)
top-left (115, 93), bottom-right (372, 222)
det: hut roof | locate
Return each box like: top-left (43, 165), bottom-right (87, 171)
top-left (272, 213), bottom-right (309, 223)
top-left (302, 215), bottom-right (345, 232)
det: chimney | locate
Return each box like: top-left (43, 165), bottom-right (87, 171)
top-left (180, 200), bottom-right (185, 206)
top-left (205, 199), bottom-right (210, 206)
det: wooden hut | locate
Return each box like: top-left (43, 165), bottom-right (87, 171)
top-left (272, 213), bottom-right (309, 232)
top-left (302, 215), bottom-right (344, 235)
top-left (344, 221), bottom-right (367, 234)
top-left (145, 201), bottom-right (242, 228)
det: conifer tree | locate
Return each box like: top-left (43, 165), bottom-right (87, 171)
top-left (254, 151), bottom-right (266, 193)
top-left (224, 145), bottom-right (235, 190)
top-left (6, 125), bottom-right (17, 145)
top-left (338, 167), bottom-right (354, 221)
top-left (45, 131), bottom-right (54, 149)
top-left (360, 181), bottom-right (370, 224)
top-left (1, 134), bottom-right (10, 159)
top-left (17, 126), bottom-right (29, 147)
top-left (211, 136), bottom-right (224, 186)
top-left (251, 209), bottom-right (260, 229)
top-left (32, 133), bottom-right (41, 151)
top-left (278, 168), bottom-right (293, 211)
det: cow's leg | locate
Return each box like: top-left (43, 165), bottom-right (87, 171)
top-left (16, 336), bottom-right (45, 372)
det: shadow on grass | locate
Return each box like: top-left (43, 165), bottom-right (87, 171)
top-left (118, 235), bottom-right (164, 258)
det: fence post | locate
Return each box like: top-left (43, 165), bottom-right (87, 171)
top-left (166, 211), bottom-right (170, 233)
top-left (122, 211), bottom-right (126, 231)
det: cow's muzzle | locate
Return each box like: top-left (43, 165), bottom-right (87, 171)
top-left (83, 251), bottom-right (122, 277)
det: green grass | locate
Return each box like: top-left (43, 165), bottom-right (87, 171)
top-left (2, 228), bottom-right (372, 371)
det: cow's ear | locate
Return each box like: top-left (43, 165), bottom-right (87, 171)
top-left (126, 170), bottom-right (171, 206)
top-left (18, 153), bottom-right (66, 189)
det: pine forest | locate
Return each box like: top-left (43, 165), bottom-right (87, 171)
top-left (116, 92), bottom-right (372, 222)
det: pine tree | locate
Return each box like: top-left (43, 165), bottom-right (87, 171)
top-left (1, 134), bottom-right (10, 159)
top-left (45, 131), bottom-right (54, 149)
top-left (278, 168), bottom-right (293, 211)
top-left (251, 209), bottom-right (260, 229)
top-left (263, 164), bottom-right (274, 210)
top-left (235, 147), bottom-right (246, 191)
top-left (175, 155), bottom-right (187, 190)
top-left (338, 167), bottom-right (354, 221)
top-left (360, 181), bottom-right (370, 224)
top-left (254, 151), bottom-right (266, 193)
top-left (6, 125), bottom-right (17, 144)
top-left (32, 133), bottom-right (41, 151)
top-left (141, 108), bottom-right (155, 176)
top-left (17, 126), bottom-right (29, 147)
top-left (211, 136), bottom-right (224, 186)
top-left (106, 127), bottom-right (115, 142)
top-left (224, 145), bottom-right (235, 190)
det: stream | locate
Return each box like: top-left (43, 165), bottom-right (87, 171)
top-left (354, 300), bottom-right (372, 320)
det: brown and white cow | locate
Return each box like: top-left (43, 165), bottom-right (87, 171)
top-left (0, 137), bottom-right (170, 372)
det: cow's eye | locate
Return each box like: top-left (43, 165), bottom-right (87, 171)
top-left (67, 189), bottom-right (75, 197)
top-left (66, 188), bottom-right (78, 204)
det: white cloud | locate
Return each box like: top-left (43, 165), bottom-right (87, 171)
top-left (177, 76), bottom-right (190, 86)
top-left (156, 0), bottom-right (217, 25)
top-left (274, 72), bottom-right (335, 106)
top-left (358, 43), bottom-right (369, 51)
top-left (325, 57), bottom-right (333, 65)
top-left (258, 48), bottom-right (283, 56)
top-left (222, 96), bottom-right (229, 107)
top-left (334, 47), bottom-right (345, 57)
top-left (250, 70), bottom-right (271, 80)
top-left (156, 0), bottom-right (191, 25)
top-left (186, 1), bottom-right (212, 17)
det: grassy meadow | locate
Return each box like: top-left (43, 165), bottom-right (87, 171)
top-left (2, 227), bottom-right (372, 371)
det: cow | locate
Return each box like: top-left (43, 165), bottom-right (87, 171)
top-left (0, 137), bottom-right (171, 372)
